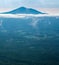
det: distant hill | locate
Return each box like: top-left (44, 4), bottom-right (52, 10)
top-left (3, 7), bottom-right (45, 14)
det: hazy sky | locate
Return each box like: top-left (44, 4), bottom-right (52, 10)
top-left (0, 0), bottom-right (59, 9)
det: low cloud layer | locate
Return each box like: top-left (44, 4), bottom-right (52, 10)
top-left (0, 14), bottom-right (59, 18)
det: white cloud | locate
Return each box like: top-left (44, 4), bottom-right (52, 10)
top-left (0, 14), bottom-right (59, 18)
top-left (30, 18), bottom-right (39, 27)
top-left (0, 14), bottom-right (26, 18)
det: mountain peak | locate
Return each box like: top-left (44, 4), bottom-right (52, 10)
top-left (19, 7), bottom-right (26, 9)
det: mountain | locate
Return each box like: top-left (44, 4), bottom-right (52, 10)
top-left (3, 7), bottom-right (45, 14)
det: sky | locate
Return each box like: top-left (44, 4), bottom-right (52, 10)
top-left (0, 0), bottom-right (59, 13)
top-left (0, 0), bottom-right (59, 9)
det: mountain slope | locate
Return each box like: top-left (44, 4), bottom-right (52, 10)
top-left (3, 7), bottom-right (45, 14)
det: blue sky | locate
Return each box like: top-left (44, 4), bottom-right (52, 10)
top-left (0, 0), bottom-right (59, 9)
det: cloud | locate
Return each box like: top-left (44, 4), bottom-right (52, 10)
top-left (1, 30), bottom-right (7, 33)
top-left (24, 35), bottom-right (40, 40)
top-left (0, 14), bottom-right (26, 18)
top-left (0, 14), bottom-right (59, 19)
top-left (30, 18), bottom-right (40, 27)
